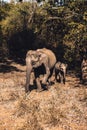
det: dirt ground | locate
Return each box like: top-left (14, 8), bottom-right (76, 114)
top-left (0, 60), bottom-right (87, 130)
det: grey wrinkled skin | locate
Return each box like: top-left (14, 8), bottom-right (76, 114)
top-left (25, 48), bottom-right (56, 93)
top-left (54, 62), bottom-right (68, 84)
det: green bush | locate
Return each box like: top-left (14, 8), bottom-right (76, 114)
top-left (0, 1), bottom-right (87, 69)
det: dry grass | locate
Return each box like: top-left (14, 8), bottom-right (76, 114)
top-left (0, 62), bottom-right (87, 130)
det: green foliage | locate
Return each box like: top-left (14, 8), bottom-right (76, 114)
top-left (1, 2), bottom-right (33, 37)
top-left (0, 1), bottom-right (87, 69)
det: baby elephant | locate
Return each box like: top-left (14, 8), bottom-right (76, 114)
top-left (54, 62), bottom-right (68, 84)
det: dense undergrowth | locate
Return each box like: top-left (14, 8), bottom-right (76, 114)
top-left (0, 1), bottom-right (87, 69)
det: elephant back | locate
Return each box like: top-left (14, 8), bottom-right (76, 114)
top-left (37, 48), bottom-right (57, 69)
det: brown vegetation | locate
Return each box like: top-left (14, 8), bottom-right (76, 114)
top-left (0, 1), bottom-right (87, 130)
top-left (0, 61), bottom-right (87, 130)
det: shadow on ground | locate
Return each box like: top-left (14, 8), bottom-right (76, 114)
top-left (0, 59), bottom-right (24, 73)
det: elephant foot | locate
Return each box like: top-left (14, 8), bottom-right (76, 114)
top-left (25, 89), bottom-right (30, 93)
top-left (36, 88), bottom-right (43, 92)
top-left (42, 83), bottom-right (48, 90)
top-left (25, 89), bottom-right (29, 93)
top-left (25, 84), bottom-right (30, 93)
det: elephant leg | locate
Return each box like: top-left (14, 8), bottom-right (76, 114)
top-left (36, 77), bottom-right (43, 92)
top-left (25, 58), bottom-right (33, 93)
top-left (42, 67), bottom-right (50, 84)
top-left (55, 71), bottom-right (59, 82)
top-left (25, 83), bottom-right (29, 93)
top-left (59, 72), bottom-right (62, 83)
top-left (42, 57), bottom-right (50, 85)
top-left (62, 71), bottom-right (66, 84)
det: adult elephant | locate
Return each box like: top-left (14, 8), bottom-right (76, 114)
top-left (25, 48), bottom-right (57, 93)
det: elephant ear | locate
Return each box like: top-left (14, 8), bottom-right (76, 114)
top-left (26, 50), bottom-right (39, 62)
top-left (26, 50), bottom-right (33, 57)
top-left (37, 48), bottom-right (57, 69)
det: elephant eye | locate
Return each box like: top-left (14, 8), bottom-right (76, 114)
top-left (31, 61), bottom-right (36, 65)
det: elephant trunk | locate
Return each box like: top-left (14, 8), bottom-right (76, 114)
top-left (25, 57), bottom-right (33, 93)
